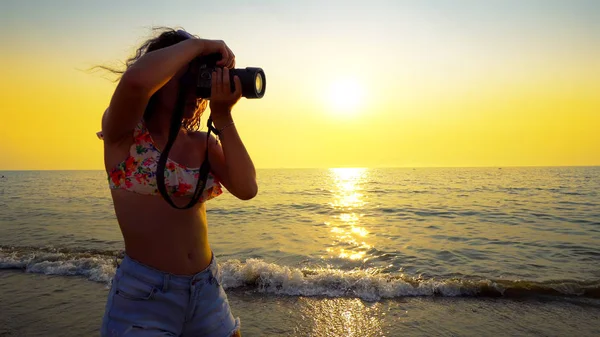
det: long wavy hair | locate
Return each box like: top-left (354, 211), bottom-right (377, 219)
top-left (95, 27), bottom-right (208, 131)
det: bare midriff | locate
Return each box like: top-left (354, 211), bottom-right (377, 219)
top-left (110, 189), bottom-right (213, 275)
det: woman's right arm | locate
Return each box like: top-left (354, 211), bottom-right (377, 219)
top-left (102, 38), bottom-right (234, 144)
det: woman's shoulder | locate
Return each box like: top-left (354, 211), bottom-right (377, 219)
top-left (188, 130), bottom-right (219, 148)
top-left (188, 129), bottom-right (208, 138)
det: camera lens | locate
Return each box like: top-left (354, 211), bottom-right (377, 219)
top-left (232, 67), bottom-right (265, 98)
top-left (255, 73), bottom-right (264, 94)
top-left (193, 54), bottom-right (266, 98)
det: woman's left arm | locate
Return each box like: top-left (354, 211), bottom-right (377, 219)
top-left (208, 120), bottom-right (257, 200)
top-left (207, 67), bottom-right (257, 200)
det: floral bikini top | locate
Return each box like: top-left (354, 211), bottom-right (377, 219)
top-left (100, 120), bottom-right (222, 202)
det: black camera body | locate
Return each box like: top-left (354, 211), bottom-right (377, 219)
top-left (193, 53), bottom-right (266, 99)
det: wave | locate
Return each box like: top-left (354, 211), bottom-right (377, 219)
top-left (2, 245), bottom-right (599, 301)
top-left (0, 245), bottom-right (118, 283)
top-left (219, 259), bottom-right (600, 301)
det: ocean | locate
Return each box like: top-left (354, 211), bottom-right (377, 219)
top-left (0, 167), bottom-right (599, 336)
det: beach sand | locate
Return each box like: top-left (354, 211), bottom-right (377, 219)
top-left (1, 271), bottom-right (599, 336)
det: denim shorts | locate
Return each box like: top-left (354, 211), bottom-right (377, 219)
top-left (101, 253), bottom-right (240, 337)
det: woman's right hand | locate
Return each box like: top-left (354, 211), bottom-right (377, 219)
top-left (199, 39), bottom-right (236, 68)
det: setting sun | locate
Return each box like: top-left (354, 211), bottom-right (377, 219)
top-left (326, 78), bottom-right (365, 114)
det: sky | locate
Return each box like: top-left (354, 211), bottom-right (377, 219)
top-left (0, 0), bottom-right (599, 170)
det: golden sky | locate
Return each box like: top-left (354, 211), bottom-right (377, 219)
top-left (1, 0), bottom-right (599, 170)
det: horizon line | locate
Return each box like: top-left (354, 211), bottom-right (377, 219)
top-left (1, 165), bottom-right (599, 171)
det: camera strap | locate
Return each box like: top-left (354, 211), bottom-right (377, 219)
top-left (156, 66), bottom-right (214, 209)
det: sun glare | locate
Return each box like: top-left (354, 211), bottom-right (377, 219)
top-left (326, 78), bottom-right (364, 114)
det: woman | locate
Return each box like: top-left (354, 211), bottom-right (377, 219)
top-left (98, 27), bottom-right (256, 337)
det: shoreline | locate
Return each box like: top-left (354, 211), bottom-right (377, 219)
top-left (1, 270), bottom-right (599, 336)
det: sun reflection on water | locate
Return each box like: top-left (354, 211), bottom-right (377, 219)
top-left (352, 226), bottom-right (369, 237)
top-left (296, 298), bottom-right (384, 337)
top-left (329, 168), bottom-right (368, 210)
top-left (326, 168), bottom-right (372, 262)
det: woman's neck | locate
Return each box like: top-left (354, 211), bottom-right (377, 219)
top-left (145, 107), bottom-right (179, 139)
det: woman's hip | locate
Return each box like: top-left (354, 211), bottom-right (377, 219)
top-left (101, 252), bottom-right (240, 336)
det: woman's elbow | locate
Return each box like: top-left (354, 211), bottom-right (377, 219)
top-left (236, 183), bottom-right (258, 200)
top-left (120, 69), bottom-right (153, 94)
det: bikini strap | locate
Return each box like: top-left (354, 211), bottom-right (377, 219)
top-left (155, 64), bottom-right (211, 210)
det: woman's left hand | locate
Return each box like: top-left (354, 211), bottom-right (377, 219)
top-left (209, 67), bottom-right (242, 124)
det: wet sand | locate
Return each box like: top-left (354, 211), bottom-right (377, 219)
top-left (1, 271), bottom-right (599, 336)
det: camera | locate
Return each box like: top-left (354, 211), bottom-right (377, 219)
top-left (192, 53), bottom-right (266, 99)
